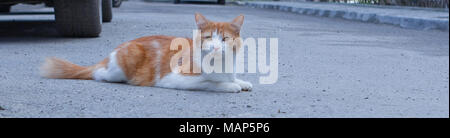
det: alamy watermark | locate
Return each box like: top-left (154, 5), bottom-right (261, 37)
top-left (169, 30), bottom-right (278, 84)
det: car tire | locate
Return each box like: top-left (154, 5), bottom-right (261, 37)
top-left (174, 0), bottom-right (181, 4)
top-left (54, 0), bottom-right (102, 37)
top-left (218, 0), bottom-right (225, 5)
top-left (113, 0), bottom-right (122, 8)
top-left (45, 1), bottom-right (54, 7)
top-left (102, 0), bottom-right (113, 22)
top-left (0, 5), bottom-right (11, 13)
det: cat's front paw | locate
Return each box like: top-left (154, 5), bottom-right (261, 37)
top-left (218, 83), bottom-right (242, 93)
top-left (236, 80), bottom-right (253, 91)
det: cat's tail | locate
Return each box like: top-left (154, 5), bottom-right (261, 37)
top-left (39, 57), bottom-right (106, 80)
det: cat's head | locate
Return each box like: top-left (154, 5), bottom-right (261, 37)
top-left (194, 13), bottom-right (244, 54)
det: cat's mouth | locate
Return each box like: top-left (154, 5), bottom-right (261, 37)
top-left (201, 42), bottom-right (224, 52)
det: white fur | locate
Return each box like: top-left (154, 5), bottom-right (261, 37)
top-left (93, 51), bottom-right (127, 82)
top-left (235, 78), bottom-right (253, 91)
top-left (155, 72), bottom-right (243, 93)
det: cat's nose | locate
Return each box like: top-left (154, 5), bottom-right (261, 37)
top-left (214, 47), bottom-right (220, 51)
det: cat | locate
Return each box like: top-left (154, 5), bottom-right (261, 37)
top-left (40, 13), bottom-right (252, 93)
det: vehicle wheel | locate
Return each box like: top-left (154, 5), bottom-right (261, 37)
top-left (174, 0), bottom-right (181, 4)
top-left (102, 0), bottom-right (113, 22)
top-left (218, 0), bottom-right (225, 5)
top-left (45, 1), bottom-right (54, 7)
top-left (54, 0), bottom-right (102, 37)
top-left (113, 0), bottom-right (122, 8)
top-left (0, 5), bottom-right (11, 13)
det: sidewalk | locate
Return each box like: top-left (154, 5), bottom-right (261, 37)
top-left (234, 1), bottom-right (449, 31)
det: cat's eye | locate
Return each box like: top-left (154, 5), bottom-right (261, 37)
top-left (222, 37), bottom-right (230, 41)
top-left (203, 36), bottom-right (212, 39)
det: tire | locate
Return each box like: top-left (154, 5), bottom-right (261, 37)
top-left (54, 0), bottom-right (102, 37)
top-left (218, 0), bottom-right (225, 5)
top-left (0, 5), bottom-right (11, 13)
top-left (102, 0), bottom-right (113, 22)
top-left (174, 0), bottom-right (181, 4)
top-left (113, 0), bottom-right (122, 8)
top-left (45, 1), bottom-right (54, 7)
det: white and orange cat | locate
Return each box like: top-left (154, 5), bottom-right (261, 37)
top-left (40, 13), bottom-right (252, 93)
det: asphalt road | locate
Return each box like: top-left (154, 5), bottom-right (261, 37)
top-left (0, 1), bottom-right (448, 117)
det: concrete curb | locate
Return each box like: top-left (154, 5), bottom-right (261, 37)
top-left (234, 1), bottom-right (449, 31)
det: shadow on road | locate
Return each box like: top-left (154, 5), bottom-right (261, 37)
top-left (0, 20), bottom-right (59, 38)
top-left (0, 19), bottom-right (97, 44)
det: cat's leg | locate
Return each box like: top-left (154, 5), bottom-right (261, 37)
top-left (235, 79), bottom-right (253, 91)
top-left (200, 81), bottom-right (242, 93)
top-left (155, 73), bottom-right (242, 93)
top-left (93, 51), bottom-right (127, 83)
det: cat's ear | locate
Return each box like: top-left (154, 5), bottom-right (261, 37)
top-left (231, 14), bottom-right (244, 30)
top-left (195, 13), bottom-right (208, 29)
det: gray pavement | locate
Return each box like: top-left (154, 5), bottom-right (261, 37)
top-left (235, 1), bottom-right (449, 31)
top-left (0, 1), bottom-right (448, 117)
